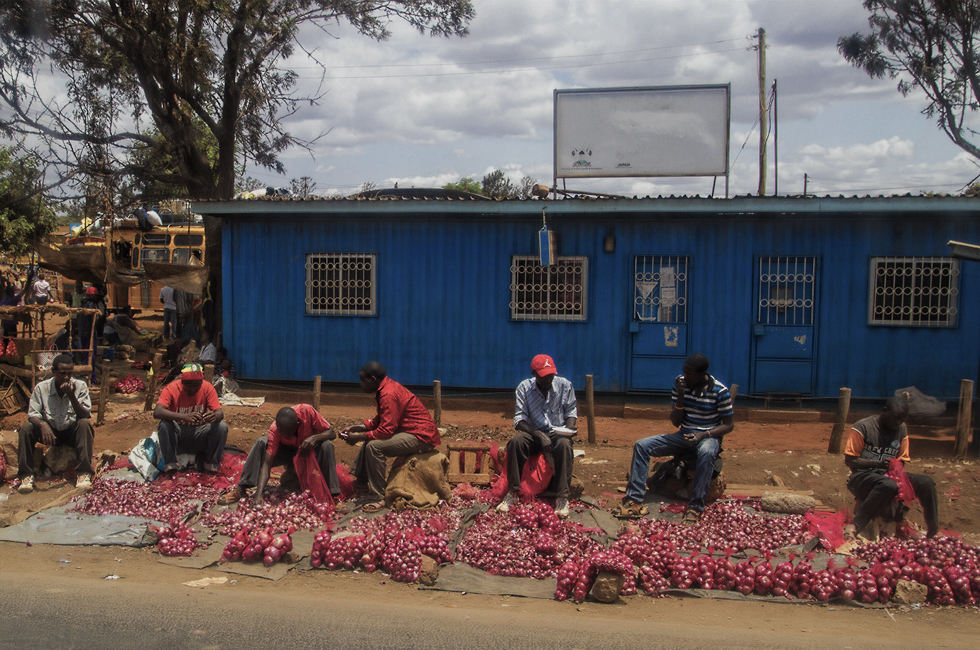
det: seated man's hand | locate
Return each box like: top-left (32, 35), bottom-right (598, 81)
top-left (342, 432), bottom-right (368, 445)
top-left (40, 422), bottom-right (56, 446)
top-left (534, 430), bottom-right (552, 451)
top-left (300, 436), bottom-right (318, 449)
top-left (683, 430), bottom-right (707, 444)
top-left (200, 410), bottom-right (217, 424)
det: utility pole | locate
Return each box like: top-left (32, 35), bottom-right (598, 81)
top-left (757, 27), bottom-right (767, 197)
top-left (772, 79), bottom-right (778, 196)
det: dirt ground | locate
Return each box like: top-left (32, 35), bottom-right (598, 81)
top-left (1, 310), bottom-right (979, 639)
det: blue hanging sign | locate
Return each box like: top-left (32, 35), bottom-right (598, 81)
top-left (539, 227), bottom-right (556, 266)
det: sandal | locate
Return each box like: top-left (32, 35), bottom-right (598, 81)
top-left (217, 486), bottom-right (245, 506)
top-left (361, 500), bottom-right (387, 514)
top-left (680, 509), bottom-right (702, 526)
top-left (611, 500), bottom-right (649, 519)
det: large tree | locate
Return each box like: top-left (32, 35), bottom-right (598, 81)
top-left (839, 0), bottom-right (980, 159)
top-left (0, 144), bottom-right (56, 258)
top-left (0, 0), bottom-right (475, 200)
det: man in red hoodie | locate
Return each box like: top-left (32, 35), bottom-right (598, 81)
top-left (341, 361), bottom-right (440, 511)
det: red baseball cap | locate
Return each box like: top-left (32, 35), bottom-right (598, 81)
top-left (85, 286), bottom-right (98, 295)
top-left (531, 354), bottom-right (557, 377)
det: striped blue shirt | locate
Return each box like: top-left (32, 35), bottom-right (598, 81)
top-left (671, 374), bottom-right (734, 433)
top-left (514, 376), bottom-right (578, 432)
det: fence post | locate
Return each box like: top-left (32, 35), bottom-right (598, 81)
top-left (954, 379), bottom-right (975, 458)
top-left (97, 362), bottom-right (110, 426)
top-left (827, 387), bottom-right (852, 454)
top-left (433, 380), bottom-right (442, 428)
top-left (313, 375), bottom-right (322, 410)
top-left (586, 374), bottom-right (596, 444)
top-left (143, 353), bottom-right (163, 412)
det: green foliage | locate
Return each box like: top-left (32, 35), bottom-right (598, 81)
top-left (443, 177), bottom-right (484, 194)
top-left (0, 145), bottom-right (56, 256)
top-left (0, 1), bottom-right (476, 200)
top-left (839, 0), bottom-right (980, 159)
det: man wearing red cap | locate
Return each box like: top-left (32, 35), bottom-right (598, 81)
top-left (498, 354), bottom-right (578, 518)
top-left (153, 363), bottom-right (227, 473)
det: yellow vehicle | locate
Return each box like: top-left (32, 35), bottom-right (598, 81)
top-left (62, 214), bottom-right (206, 312)
top-left (114, 222), bottom-right (205, 310)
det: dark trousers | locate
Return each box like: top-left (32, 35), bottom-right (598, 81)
top-left (848, 469), bottom-right (939, 534)
top-left (505, 430), bottom-right (574, 498)
top-left (351, 432), bottom-right (434, 499)
top-left (163, 308), bottom-right (177, 340)
top-left (18, 418), bottom-right (95, 479)
top-left (157, 419), bottom-right (228, 467)
top-left (238, 435), bottom-right (340, 495)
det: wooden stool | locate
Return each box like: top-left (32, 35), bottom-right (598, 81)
top-left (445, 443), bottom-right (494, 485)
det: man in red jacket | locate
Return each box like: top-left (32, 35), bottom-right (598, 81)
top-left (341, 361), bottom-right (440, 511)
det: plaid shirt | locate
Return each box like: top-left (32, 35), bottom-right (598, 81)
top-left (28, 377), bottom-right (91, 430)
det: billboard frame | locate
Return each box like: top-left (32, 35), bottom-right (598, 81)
top-left (553, 84), bottom-right (731, 197)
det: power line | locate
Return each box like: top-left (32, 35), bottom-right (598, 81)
top-left (296, 46), bottom-right (746, 80)
top-left (289, 37), bottom-right (746, 70)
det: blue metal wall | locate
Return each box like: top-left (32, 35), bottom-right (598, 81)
top-left (212, 198), bottom-right (980, 401)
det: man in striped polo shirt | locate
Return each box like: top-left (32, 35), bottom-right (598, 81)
top-left (613, 353), bottom-right (734, 524)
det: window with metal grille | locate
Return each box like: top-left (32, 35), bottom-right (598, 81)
top-left (869, 257), bottom-right (959, 327)
top-left (306, 253), bottom-right (376, 316)
top-left (757, 257), bottom-right (816, 325)
top-left (509, 256), bottom-right (588, 321)
top-left (633, 256), bottom-right (688, 322)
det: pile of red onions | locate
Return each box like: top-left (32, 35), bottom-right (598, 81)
top-left (555, 549), bottom-right (637, 602)
top-left (154, 522), bottom-right (201, 556)
top-left (221, 525), bottom-right (298, 566)
top-left (455, 503), bottom-right (602, 579)
top-left (71, 478), bottom-right (220, 522)
top-left (311, 509), bottom-right (459, 583)
top-left (110, 374), bottom-right (145, 394)
top-left (853, 536), bottom-right (980, 606)
top-left (201, 490), bottom-right (335, 535)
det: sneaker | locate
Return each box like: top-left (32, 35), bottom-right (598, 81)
top-left (554, 497), bottom-right (570, 519)
top-left (17, 476), bottom-right (34, 494)
top-left (496, 490), bottom-right (518, 513)
top-left (76, 474), bottom-right (93, 490)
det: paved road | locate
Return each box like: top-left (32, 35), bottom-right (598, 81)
top-left (3, 558), bottom-right (979, 650)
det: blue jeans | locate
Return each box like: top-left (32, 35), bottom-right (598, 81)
top-left (625, 431), bottom-right (721, 512)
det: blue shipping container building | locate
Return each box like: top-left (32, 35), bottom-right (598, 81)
top-left (196, 195), bottom-right (980, 402)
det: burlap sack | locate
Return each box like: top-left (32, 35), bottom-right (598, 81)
top-left (385, 451), bottom-right (452, 511)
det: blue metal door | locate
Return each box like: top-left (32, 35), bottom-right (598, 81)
top-left (629, 256), bottom-right (690, 391)
top-left (751, 256), bottom-right (818, 395)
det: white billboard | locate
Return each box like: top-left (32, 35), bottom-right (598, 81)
top-left (554, 84), bottom-right (730, 179)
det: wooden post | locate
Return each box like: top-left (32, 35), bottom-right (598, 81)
top-left (433, 380), bottom-right (442, 427)
top-left (96, 362), bottom-right (110, 425)
top-left (730, 384), bottom-right (739, 400)
top-left (313, 375), bottom-right (322, 410)
top-left (827, 387), bottom-right (852, 454)
top-left (143, 353), bottom-right (163, 412)
top-left (203, 364), bottom-right (215, 384)
top-left (954, 379), bottom-right (975, 458)
top-left (586, 374), bottom-right (596, 444)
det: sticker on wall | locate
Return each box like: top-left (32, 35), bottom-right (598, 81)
top-left (664, 326), bottom-right (679, 347)
top-left (794, 334), bottom-right (807, 346)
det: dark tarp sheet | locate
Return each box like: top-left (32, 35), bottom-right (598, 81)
top-left (419, 562), bottom-right (558, 599)
top-left (0, 503), bottom-right (156, 547)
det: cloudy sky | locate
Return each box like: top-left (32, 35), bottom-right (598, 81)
top-left (249, 0), bottom-right (980, 198)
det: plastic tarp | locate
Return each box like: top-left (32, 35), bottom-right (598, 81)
top-left (0, 503), bottom-right (157, 546)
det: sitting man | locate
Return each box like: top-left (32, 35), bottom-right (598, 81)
top-left (341, 361), bottom-right (441, 512)
top-left (497, 354), bottom-right (578, 518)
top-left (844, 396), bottom-right (939, 539)
top-left (219, 405), bottom-right (341, 506)
top-left (17, 354), bottom-right (95, 493)
top-left (613, 353), bottom-right (734, 524)
top-left (103, 308), bottom-right (140, 346)
top-left (153, 363), bottom-right (227, 473)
